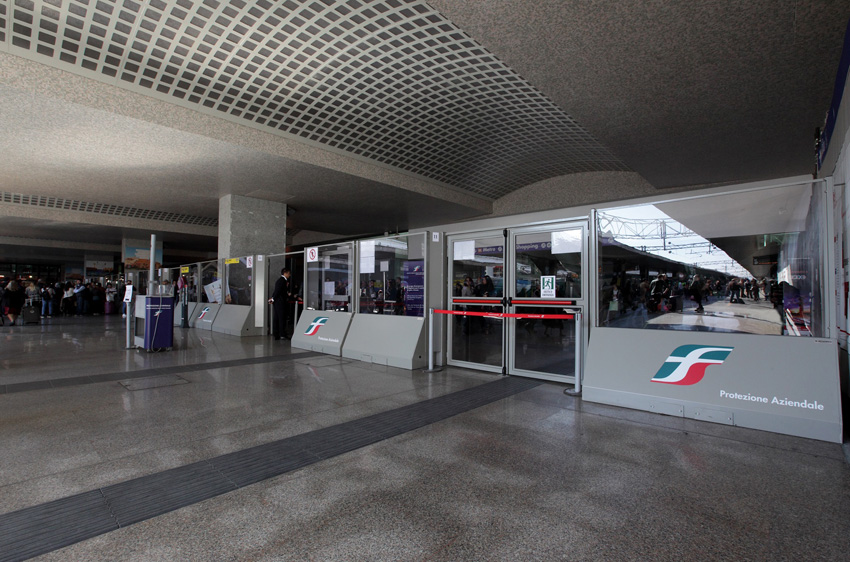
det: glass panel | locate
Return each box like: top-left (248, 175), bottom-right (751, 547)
top-left (450, 304), bottom-right (503, 366)
top-left (451, 236), bottom-right (504, 298)
top-left (596, 182), bottom-right (824, 336)
top-left (306, 243), bottom-right (352, 311)
top-left (186, 264), bottom-right (199, 301)
top-left (514, 229), bottom-right (582, 299)
top-left (358, 233), bottom-right (426, 317)
top-left (513, 306), bottom-right (576, 376)
top-left (199, 260), bottom-right (221, 303)
top-left (156, 267), bottom-right (178, 296)
top-left (224, 257), bottom-right (252, 305)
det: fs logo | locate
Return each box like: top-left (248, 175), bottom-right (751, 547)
top-left (651, 345), bottom-right (733, 385)
top-left (304, 317), bottom-right (329, 336)
top-left (197, 307), bottom-right (210, 319)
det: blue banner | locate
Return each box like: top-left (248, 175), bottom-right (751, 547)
top-left (403, 260), bottom-right (424, 317)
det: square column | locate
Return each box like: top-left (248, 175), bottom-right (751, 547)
top-left (218, 195), bottom-right (287, 258)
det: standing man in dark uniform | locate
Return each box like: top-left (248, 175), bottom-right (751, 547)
top-left (268, 267), bottom-right (292, 340)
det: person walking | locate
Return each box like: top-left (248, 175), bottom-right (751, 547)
top-left (2, 280), bottom-right (26, 326)
top-left (690, 274), bottom-right (704, 313)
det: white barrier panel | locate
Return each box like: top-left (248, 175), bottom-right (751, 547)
top-left (174, 302), bottom-right (197, 327)
top-left (212, 304), bottom-right (261, 336)
top-left (291, 310), bottom-right (353, 356)
top-left (190, 303), bottom-right (220, 330)
top-left (342, 314), bottom-right (427, 370)
top-left (583, 328), bottom-right (842, 442)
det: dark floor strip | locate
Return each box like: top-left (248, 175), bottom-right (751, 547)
top-left (0, 376), bottom-right (540, 562)
top-left (0, 351), bottom-right (323, 395)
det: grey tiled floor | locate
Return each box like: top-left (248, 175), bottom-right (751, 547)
top-left (1, 316), bottom-right (849, 561)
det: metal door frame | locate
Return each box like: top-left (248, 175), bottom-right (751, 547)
top-left (446, 229), bottom-right (507, 374)
top-left (506, 220), bottom-right (588, 383)
top-left (446, 221), bottom-right (588, 383)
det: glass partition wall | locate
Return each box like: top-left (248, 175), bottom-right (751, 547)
top-left (306, 243), bottom-right (354, 311)
top-left (223, 257), bottom-right (253, 306)
top-left (200, 260), bottom-right (221, 303)
top-left (596, 182), bottom-right (826, 336)
top-left (358, 233), bottom-right (426, 317)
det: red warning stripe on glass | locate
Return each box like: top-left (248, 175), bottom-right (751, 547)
top-left (435, 309), bottom-right (574, 320)
top-left (452, 299), bottom-right (502, 305)
top-left (511, 299), bottom-right (574, 306)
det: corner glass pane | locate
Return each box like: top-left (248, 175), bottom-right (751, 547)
top-left (306, 243), bottom-right (352, 311)
top-left (596, 182), bottom-right (824, 336)
top-left (358, 233), bottom-right (426, 317)
top-left (514, 229), bottom-right (582, 299)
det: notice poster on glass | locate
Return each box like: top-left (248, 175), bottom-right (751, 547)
top-left (403, 260), bottom-right (424, 317)
top-left (454, 240), bottom-right (475, 260)
top-left (360, 240), bottom-right (376, 274)
top-left (551, 230), bottom-right (582, 254)
top-left (204, 279), bottom-right (222, 303)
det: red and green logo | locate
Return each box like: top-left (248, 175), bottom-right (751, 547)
top-left (651, 345), bottom-right (733, 385)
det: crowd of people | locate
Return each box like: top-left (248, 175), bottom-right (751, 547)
top-left (602, 272), bottom-right (784, 321)
top-left (0, 278), bottom-right (135, 325)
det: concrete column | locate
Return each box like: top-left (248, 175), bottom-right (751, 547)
top-left (218, 195), bottom-right (287, 258)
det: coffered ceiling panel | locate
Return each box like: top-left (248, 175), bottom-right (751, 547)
top-left (1, 0), bottom-right (628, 199)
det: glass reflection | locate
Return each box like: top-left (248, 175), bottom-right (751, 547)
top-left (597, 183), bottom-right (823, 336)
top-left (514, 230), bottom-right (582, 299)
top-left (450, 304), bottom-right (503, 367)
top-left (306, 244), bottom-right (352, 311)
top-left (513, 307), bottom-right (576, 376)
top-left (451, 237), bottom-right (503, 298)
top-left (358, 234), bottom-right (426, 317)
top-left (224, 258), bottom-right (252, 305)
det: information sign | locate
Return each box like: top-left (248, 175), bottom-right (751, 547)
top-left (541, 275), bottom-right (556, 298)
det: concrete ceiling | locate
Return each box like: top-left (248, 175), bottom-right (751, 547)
top-left (0, 0), bottom-right (848, 264)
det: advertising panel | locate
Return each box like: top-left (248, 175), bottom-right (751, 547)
top-left (403, 260), bottom-right (424, 317)
top-left (122, 239), bottom-right (163, 270)
top-left (85, 254), bottom-right (115, 276)
top-left (583, 328), bottom-right (842, 442)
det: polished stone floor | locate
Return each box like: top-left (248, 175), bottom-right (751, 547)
top-left (1, 316), bottom-right (849, 561)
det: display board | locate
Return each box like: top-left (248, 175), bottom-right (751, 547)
top-left (290, 310), bottom-right (353, 356)
top-left (342, 314), bottom-right (427, 369)
top-left (583, 328), bottom-right (842, 442)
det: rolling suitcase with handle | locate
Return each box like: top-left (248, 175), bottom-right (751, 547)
top-left (22, 298), bottom-right (40, 324)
